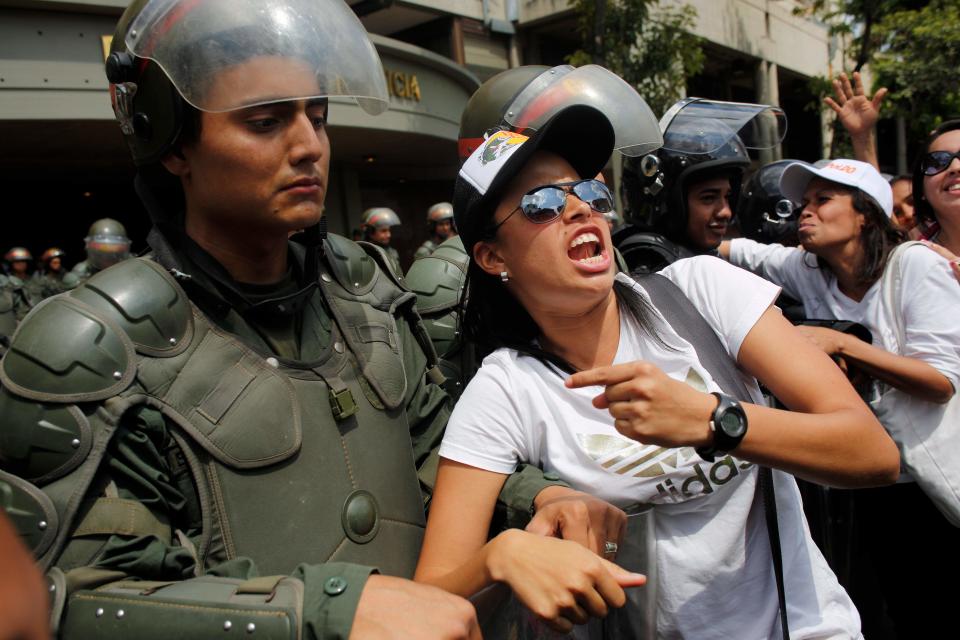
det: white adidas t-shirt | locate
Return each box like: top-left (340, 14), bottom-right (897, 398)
top-left (728, 239), bottom-right (960, 392)
top-left (441, 257), bottom-right (862, 639)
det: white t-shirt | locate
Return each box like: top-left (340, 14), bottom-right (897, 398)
top-left (728, 239), bottom-right (960, 393)
top-left (441, 257), bottom-right (862, 639)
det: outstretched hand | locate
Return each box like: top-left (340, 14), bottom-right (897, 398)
top-left (824, 71), bottom-right (887, 139)
top-left (566, 362), bottom-right (714, 449)
top-left (487, 529), bottom-right (646, 634)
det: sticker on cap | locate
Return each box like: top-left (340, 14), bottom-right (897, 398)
top-left (460, 130), bottom-right (529, 194)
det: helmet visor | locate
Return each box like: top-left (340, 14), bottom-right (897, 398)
top-left (660, 99), bottom-right (786, 153)
top-left (502, 65), bottom-right (662, 157)
top-left (125, 0), bottom-right (388, 114)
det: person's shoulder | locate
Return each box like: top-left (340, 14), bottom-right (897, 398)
top-left (661, 254), bottom-right (750, 283)
top-left (896, 241), bottom-right (958, 287)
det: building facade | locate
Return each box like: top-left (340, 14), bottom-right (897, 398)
top-left (0, 0), bottom-right (847, 269)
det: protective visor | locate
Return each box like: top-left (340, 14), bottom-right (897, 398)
top-left (124, 0), bottom-right (388, 114)
top-left (659, 98), bottom-right (787, 154)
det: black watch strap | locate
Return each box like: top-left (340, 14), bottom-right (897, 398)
top-left (696, 392), bottom-right (748, 462)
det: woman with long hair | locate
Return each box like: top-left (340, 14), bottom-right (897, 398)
top-left (913, 120), bottom-right (960, 281)
top-left (722, 158), bottom-right (960, 637)
top-left (413, 105), bottom-right (899, 638)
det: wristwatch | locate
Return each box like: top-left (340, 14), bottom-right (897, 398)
top-left (696, 392), bottom-right (748, 462)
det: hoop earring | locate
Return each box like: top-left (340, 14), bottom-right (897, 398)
top-left (500, 271), bottom-right (509, 283)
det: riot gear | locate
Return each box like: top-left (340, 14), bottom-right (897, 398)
top-left (458, 64), bottom-right (662, 162)
top-left (416, 203), bottom-right (457, 259)
top-left (362, 207), bottom-right (402, 271)
top-left (5, 247), bottom-right (32, 265)
top-left (618, 98), bottom-right (786, 273)
top-left (362, 207), bottom-right (402, 231)
top-left (105, 0), bottom-right (389, 166)
top-left (738, 159), bottom-right (801, 245)
top-left (71, 218), bottom-right (131, 280)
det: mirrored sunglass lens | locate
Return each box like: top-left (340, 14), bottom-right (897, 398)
top-left (574, 181), bottom-right (614, 213)
top-left (924, 151), bottom-right (952, 175)
top-left (521, 187), bottom-right (566, 222)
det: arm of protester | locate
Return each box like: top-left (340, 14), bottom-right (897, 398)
top-left (825, 71), bottom-right (887, 170)
top-left (567, 305), bottom-right (900, 489)
top-left (415, 459), bottom-right (645, 634)
top-left (795, 325), bottom-right (954, 403)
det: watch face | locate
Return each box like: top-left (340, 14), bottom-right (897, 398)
top-left (719, 410), bottom-right (746, 437)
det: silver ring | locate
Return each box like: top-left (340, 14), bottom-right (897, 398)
top-left (603, 541), bottom-right (618, 555)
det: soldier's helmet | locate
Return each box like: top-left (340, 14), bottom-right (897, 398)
top-left (738, 159), bottom-right (801, 245)
top-left (621, 98), bottom-right (786, 244)
top-left (85, 218), bottom-right (132, 271)
top-left (457, 64), bottom-right (662, 164)
top-left (41, 248), bottom-right (66, 264)
top-left (426, 202), bottom-right (454, 225)
top-left (362, 208), bottom-right (401, 230)
top-left (4, 248), bottom-right (32, 263)
top-left (104, 0), bottom-right (389, 166)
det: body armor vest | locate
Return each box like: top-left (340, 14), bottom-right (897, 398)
top-left (0, 238), bottom-right (428, 578)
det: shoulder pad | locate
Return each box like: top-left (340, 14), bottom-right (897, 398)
top-left (323, 233), bottom-right (381, 295)
top-left (358, 241), bottom-right (409, 291)
top-left (0, 470), bottom-right (58, 557)
top-left (405, 238), bottom-right (468, 315)
top-left (0, 295), bottom-right (136, 403)
top-left (69, 257), bottom-right (193, 358)
top-left (0, 386), bottom-right (91, 484)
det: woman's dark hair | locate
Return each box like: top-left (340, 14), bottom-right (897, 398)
top-left (812, 188), bottom-right (905, 286)
top-left (912, 119), bottom-right (960, 225)
top-left (462, 225), bottom-right (664, 375)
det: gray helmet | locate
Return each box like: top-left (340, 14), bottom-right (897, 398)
top-left (426, 202), bottom-right (455, 225)
top-left (458, 64), bottom-right (662, 163)
top-left (362, 208), bottom-right (401, 230)
top-left (85, 218), bottom-right (131, 270)
top-left (105, 0), bottom-right (389, 165)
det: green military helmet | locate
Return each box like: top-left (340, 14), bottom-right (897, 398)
top-left (458, 64), bottom-right (662, 163)
top-left (85, 218), bottom-right (131, 271)
top-left (104, 0), bottom-right (390, 165)
top-left (458, 66), bottom-right (549, 161)
top-left (362, 207), bottom-right (401, 230)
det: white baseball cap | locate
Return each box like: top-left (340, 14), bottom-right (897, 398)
top-left (779, 159), bottom-right (893, 217)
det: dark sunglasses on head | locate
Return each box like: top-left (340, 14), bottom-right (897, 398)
top-left (490, 179), bottom-right (615, 233)
top-left (921, 150), bottom-right (960, 176)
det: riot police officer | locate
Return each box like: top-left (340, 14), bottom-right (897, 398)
top-left (0, 2), bottom-right (591, 638)
top-left (70, 218), bottom-right (132, 283)
top-left (33, 248), bottom-right (78, 299)
top-left (414, 202), bottom-right (457, 259)
top-left (616, 98), bottom-right (785, 274)
top-left (361, 207), bottom-right (402, 273)
top-left (4, 247), bottom-right (33, 281)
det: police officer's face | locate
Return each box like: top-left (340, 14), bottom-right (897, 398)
top-left (165, 57), bottom-right (330, 237)
top-left (685, 176), bottom-right (733, 251)
top-left (48, 257), bottom-right (61, 272)
top-left (370, 227), bottom-right (392, 246)
top-left (11, 261), bottom-right (28, 276)
top-left (435, 220), bottom-right (454, 239)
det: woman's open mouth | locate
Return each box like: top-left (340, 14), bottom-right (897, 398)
top-left (567, 230), bottom-right (611, 272)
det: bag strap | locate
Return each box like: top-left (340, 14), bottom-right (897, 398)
top-left (879, 240), bottom-right (921, 353)
top-left (638, 273), bottom-right (790, 639)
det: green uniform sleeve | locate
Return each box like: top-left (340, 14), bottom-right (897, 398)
top-left (396, 309), bottom-right (570, 525)
top-left (53, 406), bottom-right (376, 640)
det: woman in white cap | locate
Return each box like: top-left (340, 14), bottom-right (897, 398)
top-left (414, 105), bottom-right (898, 638)
top-left (721, 158), bottom-right (960, 637)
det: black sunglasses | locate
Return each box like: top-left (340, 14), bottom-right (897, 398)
top-left (490, 179), bottom-right (615, 233)
top-left (921, 150), bottom-right (960, 176)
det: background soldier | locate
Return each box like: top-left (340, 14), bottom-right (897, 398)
top-left (33, 248), bottom-right (78, 298)
top-left (70, 218), bottom-right (131, 283)
top-left (0, 1), bottom-right (606, 638)
top-left (415, 202), bottom-right (457, 259)
top-left (361, 207), bottom-right (403, 272)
